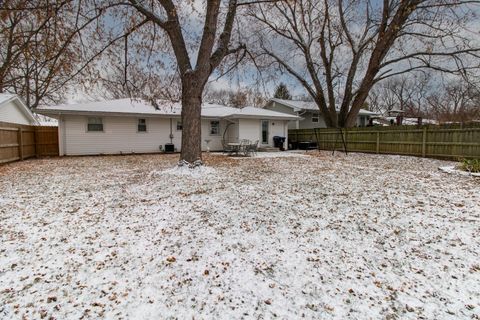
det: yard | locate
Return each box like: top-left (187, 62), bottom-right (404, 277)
top-left (0, 152), bottom-right (479, 319)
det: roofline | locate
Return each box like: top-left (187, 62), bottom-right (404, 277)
top-left (268, 98), bottom-right (379, 116)
top-left (34, 109), bottom-right (299, 121)
top-left (34, 109), bottom-right (182, 118)
top-left (227, 114), bottom-right (298, 120)
top-left (0, 95), bottom-right (38, 124)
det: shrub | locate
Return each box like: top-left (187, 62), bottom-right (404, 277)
top-left (460, 159), bottom-right (480, 173)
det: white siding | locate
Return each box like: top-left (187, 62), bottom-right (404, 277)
top-left (0, 100), bottom-right (33, 125)
top-left (237, 119), bottom-right (289, 148)
top-left (238, 119), bottom-right (261, 144)
top-left (270, 120), bottom-right (289, 148)
top-left (62, 115), bottom-right (231, 155)
top-left (201, 119), bottom-right (226, 151)
top-left (225, 120), bottom-right (239, 143)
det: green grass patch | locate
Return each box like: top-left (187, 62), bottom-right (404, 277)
top-left (460, 159), bottom-right (480, 173)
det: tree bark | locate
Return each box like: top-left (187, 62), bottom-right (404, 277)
top-left (180, 76), bottom-right (204, 163)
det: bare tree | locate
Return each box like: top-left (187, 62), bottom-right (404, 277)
top-left (0, 1), bottom-right (110, 108)
top-left (123, 0), bottom-right (258, 164)
top-left (204, 86), bottom-right (266, 107)
top-left (248, 0), bottom-right (480, 127)
top-left (368, 73), bottom-right (431, 115)
top-left (427, 81), bottom-right (480, 123)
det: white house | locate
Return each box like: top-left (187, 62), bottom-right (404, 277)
top-left (34, 98), bottom-right (298, 156)
top-left (0, 94), bottom-right (38, 125)
top-left (264, 98), bottom-right (378, 129)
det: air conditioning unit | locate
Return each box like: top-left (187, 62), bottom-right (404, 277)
top-left (164, 143), bottom-right (175, 153)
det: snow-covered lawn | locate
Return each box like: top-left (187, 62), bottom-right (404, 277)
top-left (1, 152), bottom-right (479, 319)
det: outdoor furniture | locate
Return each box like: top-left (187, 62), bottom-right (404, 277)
top-left (226, 140), bottom-right (257, 157)
top-left (222, 140), bottom-right (234, 155)
top-left (227, 142), bottom-right (242, 156)
top-left (245, 140), bottom-right (259, 156)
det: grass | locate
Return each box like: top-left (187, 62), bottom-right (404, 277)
top-left (460, 158), bottom-right (480, 173)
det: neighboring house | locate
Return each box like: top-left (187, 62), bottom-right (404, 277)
top-left (264, 98), bottom-right (378, 129)
top-left (35, 98), bottom-right (298, 156)
top-left (0, 94), bottom-right (38, 125)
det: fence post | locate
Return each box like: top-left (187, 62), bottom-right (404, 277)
top-left (18, 128), bottom-right (23, 160)
top-left (376, 131), bottom-right (380, 154)
top-left (34, 127), bottom-right (38, 158)
top-left (422, 127), bottom-right (427, 158)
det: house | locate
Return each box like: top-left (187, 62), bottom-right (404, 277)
top-left (264, 98), bottom-right (378, 129)
top-left (0, 94), bottom-right (38, 125)
top-left (34, 98), bottom-right (298, 156)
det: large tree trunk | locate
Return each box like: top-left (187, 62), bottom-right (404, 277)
top-left (180, 79), bottom-right (203, 163)
top-left (323, 109), bottom-right (339, 128)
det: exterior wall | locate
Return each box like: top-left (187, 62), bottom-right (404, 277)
top-left (238, 118), bottom-right (289, 148)
top-left (225, 120), bottom-right (239, 143)
top-left (267, 101), bottom-right (371, 129)
top-left (201, 118), bottom-right (226, 151)
top-left (297, 111), bottom-right (328, 129)
top-left (270, 120), bottom-right (289, 149)
top-left (61, 115), bottom-right (233, 155)
top-left (267, 102), bottom-right (296, 115)
top-left (0, 100), bottom-right (33, 125)
top-left (238, 119), bottom-right (261, 144)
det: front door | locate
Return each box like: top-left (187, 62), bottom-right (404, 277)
top-left (261, 120), bottom-right (269, 144)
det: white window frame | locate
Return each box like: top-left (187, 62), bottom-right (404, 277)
top-left (210, 120), bottom-right (220, 135)
top-left (312, 114), bottom-right (319, 123)
top-left (87, 117), bottom-right (104, 132)
top-left (137, 118), bottom-right (147, 133)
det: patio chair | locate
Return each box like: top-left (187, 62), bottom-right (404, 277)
top-left (240, 139), bottom-right (250, 156)
top-left (250, 140), bottom-right (259, 156)
top-left (242, 140), bottom-right (258, 157)
top-left (222, 140), bottom-right (234, 155)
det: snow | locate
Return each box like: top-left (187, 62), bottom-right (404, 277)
top-left (439, 166), bottom-right (480, 177)
top-left (1, 152), bottom-right (479, 319)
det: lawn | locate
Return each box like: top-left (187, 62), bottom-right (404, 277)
top-left (0, 152), bottom-right (479, 319)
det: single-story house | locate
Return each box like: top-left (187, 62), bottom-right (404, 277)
top-left (34, 98), bottom-right (298, 156)
top-left (0, 94), bottom-right (38, 125)
top-left (264, 98), bottom-right (378, 129)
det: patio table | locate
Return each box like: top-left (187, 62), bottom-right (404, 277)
top-left (227, 143), bottom-right (242, 156)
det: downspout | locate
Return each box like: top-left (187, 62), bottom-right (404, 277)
top-left (169, 118), bottom-right (173, 143)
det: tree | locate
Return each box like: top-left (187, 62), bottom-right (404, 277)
top-left (125, 0), bottom-right (253, 164)
top-left (368, 73), bottom-right (431, 115)
top-left (273, 82), bottom-right (291, 99)
top-left (229, 90), bottom-right (248, 108)
top-left (248, 0), bottom-right (480, 128)
top-left (427, 81), bottom-right (480, 123)
top-left (0, 1), bottom-right (108, 108)
top-left (204, 87), bottom-right (266, 107)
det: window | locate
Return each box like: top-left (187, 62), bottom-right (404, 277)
top-left (176, 121), bottom-right (183, 131)
top-left (312, 114), bottom-right (319, 123)
top-left (210, 120), bottom-right (220, 135)
top-left (87, 117), bottom-right (103, 132)
top-left (138, 119), bottom-right (147, 132)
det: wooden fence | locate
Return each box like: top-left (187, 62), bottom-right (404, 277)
top-left (0, 121), bottom-right (58, 164)
top-left (289, 123), bottom-right (480, 159)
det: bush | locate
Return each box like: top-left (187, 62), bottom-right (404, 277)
top-left (460, 159), bottom-right (480, 173)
